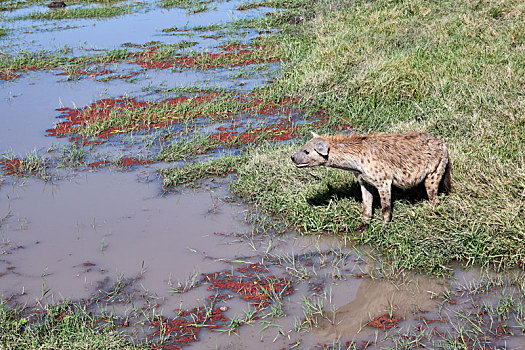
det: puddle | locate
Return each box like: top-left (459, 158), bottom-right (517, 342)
top-left (1, 1), bottom-right (270, 54)
top-left (1, 172), bottom-right (524, 347)
top-left (0, 169), bottom-right (253, 304)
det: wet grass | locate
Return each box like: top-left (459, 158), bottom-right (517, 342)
top-left (224, 0), bottom-right (525, 274)
top-left (160, 155), bottom-right (244, 188)
top-left (0, 41), bottom-right (280, 80)
top-left (0, 0), bottom-right (124, 12)
top-left (0, 151), bottom-right (50, 179)
top-left (0, 48), bottom-right (130, 75)
top-left (160, 0), bottom-right (215, 14)
top-left (0, 301), bottom-right (138, 349)
top-left (17, 5), bottom-right (132, 20)
top-left (237, 0), bottom-right (308, 11)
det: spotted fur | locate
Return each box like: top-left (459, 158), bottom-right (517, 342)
top-left (291, 132), bottom-right (451, 223)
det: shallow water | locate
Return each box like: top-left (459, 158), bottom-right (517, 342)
top-left (0, 170), bottom-right (252, 302)
top-left (1, 1), bottom-right (270, 54)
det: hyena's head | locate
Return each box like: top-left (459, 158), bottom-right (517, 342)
top-left (291, 132), bottom-right (330, 168)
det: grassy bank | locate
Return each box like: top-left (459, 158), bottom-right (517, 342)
top-left (224, 0), bottom-right (525, 273)
top-left (0, 301), bottom-right (138, 349)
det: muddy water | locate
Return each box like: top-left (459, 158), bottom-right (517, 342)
top-left (0, 168), bottom-right (450, 347)
top-left (2, 172), bottom-right (523, 348)
top-left (1, 64), bottom-right (273, 155)
top-left (0, 170), bottom-right (253, 303)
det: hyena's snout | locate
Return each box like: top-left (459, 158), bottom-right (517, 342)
top-left (291, 151), bottom-right (309, 168)
top-left (290, 152), bottom-right (300, 164)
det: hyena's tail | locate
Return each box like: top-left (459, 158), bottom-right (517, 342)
top-left (441, 160), bottom-right (452, 194)
top-left (440, 144), bottom-right (452, 194)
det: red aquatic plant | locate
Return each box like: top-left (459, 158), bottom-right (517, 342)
top-left (366, 314), bottom-right (404, 330)
top-left (150, 307), bottom-right (227, 350)
top-left (204, 271), bottom-right (294, 306)
top-left (0, 159), bottom-right (22, 176)
top-left (0, 72), bottom-right (22, 81)
top-left (134, 45), bottom-right (279, 70)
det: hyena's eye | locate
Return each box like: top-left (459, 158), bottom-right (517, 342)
top-left (304, 150), bottom-right (309, 155)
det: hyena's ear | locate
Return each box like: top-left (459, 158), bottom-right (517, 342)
top-left (314, 140), bottom-right (329, 156)
top-left (311, 131), bottom-right (320, 138)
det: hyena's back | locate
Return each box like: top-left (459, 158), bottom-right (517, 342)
top-left (355, 132), bottom-right (450, 192)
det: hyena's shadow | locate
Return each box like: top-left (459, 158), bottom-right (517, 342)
top-left (307, 181), bottom-right (430, 208)
top-left (307, 182), bottom-right (362, 206)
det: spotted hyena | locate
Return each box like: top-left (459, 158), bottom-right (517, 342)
top-left (291, 132), bottom-right (451, 225)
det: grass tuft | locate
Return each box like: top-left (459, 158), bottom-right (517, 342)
top-left (161, 155), bottom-right (245, 188)
top-left (0, 301), bottom-right (136, 349)
top-left (19, 5), bottom-right (131, 20)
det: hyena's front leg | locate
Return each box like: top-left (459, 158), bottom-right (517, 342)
top-left (358, 177), bottom-right (374, 224)
top-left (377, 181), bottom-right (393, 222)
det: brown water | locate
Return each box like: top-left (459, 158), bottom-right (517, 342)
top-left (0, 169), bottom-right (253, 304)
top-left (0, 169), bottom-right (446, 347)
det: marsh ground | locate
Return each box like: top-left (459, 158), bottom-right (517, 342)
top-left (1, 0), bottom-right (524, 349)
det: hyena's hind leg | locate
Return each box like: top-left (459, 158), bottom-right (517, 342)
top-left (377, 180), bottom-right (393, 222)
top-left (425, 155), bottom-right (449, 205)
top-left (358, 177), bottom-right (374, 224)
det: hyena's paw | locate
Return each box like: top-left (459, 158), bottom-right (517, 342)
top-left (428, 197), bottom-right (440, 205)
top-left (356, 223), bottom-right (369, 235)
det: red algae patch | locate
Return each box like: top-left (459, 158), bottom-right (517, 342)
top-left (148, 263), bottom-right (294, 349)
top-left (150, 307), bottom-right (228, 350)
top-left (57, 66), bottom-right (115, 78)
top-left (116, 157), bottom-right (152, 167)
top-left (134, 44), bottom-right (280, 70)
top-left (366, 314), bottom-right (404, 330)
top-left (203, 264), bottom-right (294, 307)
top-left (0, 72), bottom-right (22, 81)
top-left (45, 92), bottom-right (312, 142)
top-left (0, 42), bottom-right (276, 83)
top-left (209, 122), bottom-right (297, 145)
top-left (0, 159), bottom-right (22, 176)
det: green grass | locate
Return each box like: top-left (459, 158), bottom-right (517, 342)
top-left (226, 0), bottom-right (525, 274)
top-left (160, 0), bottom-right (212, 13)
top-left (0, 28), bottom-right (6, 37)
top-left (0, 48), bottom-right (130, 74)
top-left (156, 134), bottom-right (221, 162)
top-left (1, 151), bottom-right (50, 179)
top-left (161, 155), bottom-right (245, 188)
top-left (18, 5), bottom-right (131, 20)
top-left (0, 0), bottom-right (124, 11)
top-left (0, 301), bottom-right (138, 349)
top-left (237, 0), bottom-right (309, 11)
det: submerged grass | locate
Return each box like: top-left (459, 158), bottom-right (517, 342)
top-left (160, 0), bottom-right (212, 14)
top-left (0, 48), bottom-right (130, 74)
top-left (0, 0), bottom-right (124, 12)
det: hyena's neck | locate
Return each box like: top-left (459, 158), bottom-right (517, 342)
top-left (326, 144), bottom-right (364, 172)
